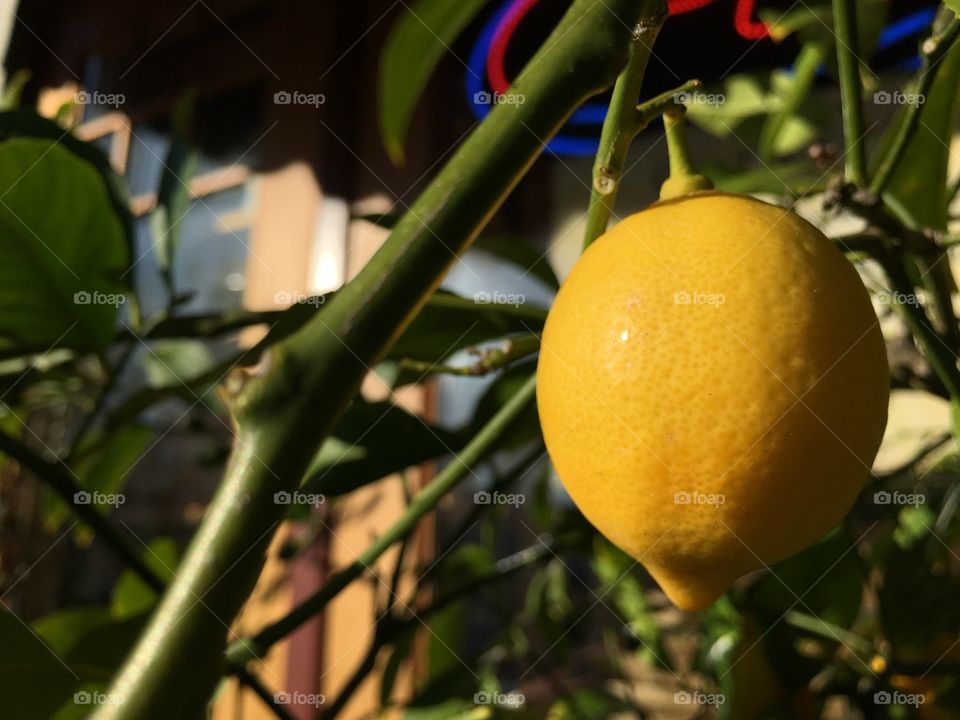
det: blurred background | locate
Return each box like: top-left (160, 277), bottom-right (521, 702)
top-left (0, 0), bottom-right (958, 718)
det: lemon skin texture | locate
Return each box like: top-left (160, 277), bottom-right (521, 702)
top-left (536, 192), bottom-right (888, 611)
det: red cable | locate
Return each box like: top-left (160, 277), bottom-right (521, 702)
top-left (734, 0), bottom-right (769, 39)
top-left (669, 0), bottom-right (716, 15)
top-left (488, 0), bottom-right (769, 96)
top-left (487, 0), bottom-right (539, 95)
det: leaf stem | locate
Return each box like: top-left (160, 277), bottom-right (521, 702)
top-left (831, 0), bottom-right (867, 186)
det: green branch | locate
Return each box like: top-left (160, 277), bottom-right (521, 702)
top-left (93, 3), bottom-right (665, 715)
top-left (398, 333), bottom-right (540, 377)
top-left (831, 0), bottom-right (867, 186)
top-left (581, 8), bottom-right (674, 248)
top-left (225, 374), bottom-right (537, 667)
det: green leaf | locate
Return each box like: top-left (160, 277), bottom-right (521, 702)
top-left (301, 398), bottom-right (460, 496)
top-left (546, 690), bottom-right (631, 719)
top-left (0, 138), bottom-right (127, 352)
top-left (151, 93), bottom-right (199, 282)
top-left (741, 528), bottom-right (865, 688)
top-left (404, 700), bottom-right (484, 720)
top-left (33, 607), bottom-right (115, 656)
top-left (0, 609), bottom-right (79, 719)
top-left (388, 290), bottom-right (546, 364)
top-left (0, 70), bottom-right (32, 110)
top-left (879, 37), bottom-right (960, 230)
top-left (880, 545), bottom-right (960, 656)
top-left (474, 235), bottom-right (559, 290)
top-left (471, 362), bottom-right (540, 449)
top-left (43, 425), bottom-right (154, 534)
top-left (111, 537), bottom-right (179, 619)
top-left (0, 110), bottom-right (135, 253)
top-left (378, 0), bottom-right (489, 165)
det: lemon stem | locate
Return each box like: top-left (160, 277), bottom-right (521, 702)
top-left (659, 110), bottom-right (713, 200)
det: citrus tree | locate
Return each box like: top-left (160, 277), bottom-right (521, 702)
top-left (2, 0), bottom-right (960, 718)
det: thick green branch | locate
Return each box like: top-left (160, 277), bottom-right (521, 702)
top-left (225, 374), bottom-right (536, 666)
top-left (93, 2), bottom-right (664, 716)
top-left (831, 0), bottom-right (867, 186)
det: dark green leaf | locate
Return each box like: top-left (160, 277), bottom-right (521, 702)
top-left (474, 235), bottom-right (559, 290)
top-left (43, 424), bottom-right (154, 534)
top-left (301, 398), bottom-right (459, 496)
top-left (389, 290), bottom-right (545, 364)
top-left (0, 110), bottom-right (134, 254)
top-left (151, 93), bottom-right (199, 281)
top-left (471, 362), bottom-right (540, 449)
top-left (111, 537), bottom-right (179, 619)
top-left (0, 139), bottom-right (127, 352)
top-left (878, 38), bottom-right (960, 230)
top-left (0, 609), bottom-right (79, 719)
top-left (378, 0), bottom-right (489, 165)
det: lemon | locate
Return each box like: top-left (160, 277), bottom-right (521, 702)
top-left (536, 192), bottom-right (888, 611)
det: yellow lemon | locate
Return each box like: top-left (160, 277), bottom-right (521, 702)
top-left (536, 192), bottom-right (888, 611)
